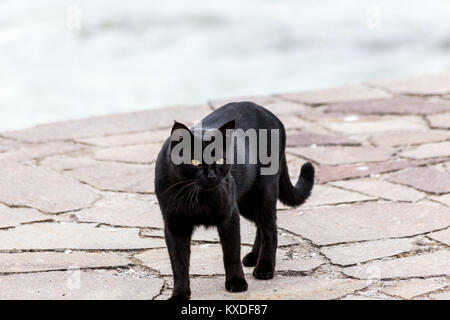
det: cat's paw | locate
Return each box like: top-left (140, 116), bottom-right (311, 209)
top-left (242, 252), bottom-right (258, 267)
top-left (225, 278), bottom-right (248, 292)
top-left (253, 261), bottom-right (274, 280)
top-left (168, 294), bottom-right (190, 301)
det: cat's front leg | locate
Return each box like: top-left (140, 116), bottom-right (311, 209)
top-left (218, 207), bottom-right (248, 293)
top-left (164, 225), bottom-right (193, 300)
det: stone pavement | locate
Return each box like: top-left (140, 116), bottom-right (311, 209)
top-left (0, 73), bottom-right (449, 300)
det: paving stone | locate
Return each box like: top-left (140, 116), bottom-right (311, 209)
top-left (401, 141), bottom-right (450, 159)
top-left (278, 203), bottom-right (450, 246)
top-left (321, 238), bottom-right (416, 266)
top-left (212, 98), bottom-right (313, 116)
top-left (142, 219), bottom-right (301, 247)
top-left (330, 179), bottom-right (426, 202)
top-left (428, 290), bottom-right (450, 300)
top-left (277, 85), bottom-right (390, 105)
top-left (340, 295), bottom-right (386, 300)
top-left (135, 244), bottom-right (324, 276)
top-left (381, 279), bottom-right (449, 299)
top-left (40, 155), bottom-right (99, 171)
top-left (0, 138), bottom-right (21, 153)
top-left (289, 146), bottom-right (395, 165)
top-left (316, 158), bottom-right (450, 183)
top-left (429, 194), bottom-right (450, 206)
top-left (387, 167), bottom-right (450, 194)
top-left (66, 161), bottom-right (155, 193)
top-left (93, 143), bottom-right (161, 164)
top-left (428, 228), bottom-right (450, 246)
top-left (0, 204), bottom-right (49, 229)
top-left (343, 250), bottom-right (450, 279)
top-left (427, 112), bottom-right (450, 130)
top-left (324, 96), bottom-right (450, 115)
top-left (73, 195), bottom-right (164, 229)
top-left (189, 277), bottom-right (367, 300)
top-left (0, 142), bottom-right (85, 162)
top-left (302, 185), bottom-right (376, 207)
top-left (0, 162), bottom-right (99, 213)
top-left (323, 117), bottom-right (427, 134)
top-left (0, 270), bottom-right (164, 299)
top-left (286, 131), bottom-right (359, 147)
top-left (0, 252), bottom-right (131, 273)
top-left (77, 129), bottom-right (169, 147)
top-left (2, 104), bottom-right (211, 143)
top-left (367, 73), bottom-right (450, 95)
top-left (370, 130), bottom-right (449, 147)
top-left (0, 222), bottom-right (165, 250)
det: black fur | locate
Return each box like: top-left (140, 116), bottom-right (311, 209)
top-left (155, 102), bottom-right (314, 299)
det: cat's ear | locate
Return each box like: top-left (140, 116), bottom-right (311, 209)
top-left (219, 120), bottom-right (235, 138)
top-left (170, 121), bottom-right (190, 150)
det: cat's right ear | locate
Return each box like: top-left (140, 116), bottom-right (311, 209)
top-left (170, 121), bottom-right (190, 150)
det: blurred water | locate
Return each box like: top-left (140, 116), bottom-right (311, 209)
top-left (1, 0), bottom-right (450, 131)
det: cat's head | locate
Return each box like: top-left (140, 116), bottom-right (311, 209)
top-left (168, 120), bottom-right (235, 189)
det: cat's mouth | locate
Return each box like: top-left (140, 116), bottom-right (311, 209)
top-left (200, 180), bottom-right (220, 191)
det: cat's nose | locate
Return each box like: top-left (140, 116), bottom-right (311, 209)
top-left (206, 171), bottom-right (216, 180)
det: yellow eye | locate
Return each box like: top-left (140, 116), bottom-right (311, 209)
top-left (215, 158), bottom-right (224, 165)
top-left (191, 159), bottom-right (201, 166)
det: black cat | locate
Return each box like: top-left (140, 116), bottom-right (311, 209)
top-left (155, 102), bottom-right (314, 300)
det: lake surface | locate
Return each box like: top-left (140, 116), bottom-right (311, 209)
top-left (1, 0), bottom-right (450, 131)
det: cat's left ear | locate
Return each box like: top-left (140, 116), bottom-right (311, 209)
top-left (219, 120), bottom-right (235, 138)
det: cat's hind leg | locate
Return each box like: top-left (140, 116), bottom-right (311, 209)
top-left (252, 179), bottom-right (279, 280)
top-left (242, 227), bottom-right (261, 267)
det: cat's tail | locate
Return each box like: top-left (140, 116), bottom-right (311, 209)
top-left (278, 157), bottom-right (314, 207)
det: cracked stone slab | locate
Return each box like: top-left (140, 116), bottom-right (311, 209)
top-left (381, 279), bottom-right (449, 299)
top-left (299, 185), bottom-right (376, 207)
top-left (0, 222), bottom-right (165, 250)
top-left (278, 202), bottom-right (450, 246)
top-left (66, 161), bottom-right (155, 193)
top-left (0, 138), bottom-right (21, 153)
top-left (428, 228), bottom-right (450, 246)
top-left (93, 143), bottom-right (161, 164)
top-left (289, 146), bottom-right (394, 165)
top-left (0, 252), bottom-right (131, 273)
top-left (188, 277), bottom-right (368, 300)
top-left (72, 195), bottom-right (164, 229)
top-left (0, 142), bottom-right (85, 162)
top-left (135, 244), bottom-right (324, 276)
top-left (370, 130), bottom-right (449, 147)
top-left (400, 141), bottom-right (450, 159)
top-left (343, 250), bottom-right (450, 279)
top-left (0, 204), bottom-right (50, 229)
top-left (428, 290), bottom-right (450, 300)
top-left (427, 112), bottom-right (450, 130)
top-left (277, 85), bottom-right (390, 105)
top-left (142, 218), bottom-right (301, 247)
top-left (387, 167), bottom-right (450, 194)
top-left (321, 238), bottom-right (416, 266)
top-left (322, 117), bottom-right (427, 134)
top-left (77, 129), bottom-right (169, 147)
top-left (316, 157), bottom-right (450, 183)
top-left (367, 73), bottom-right (450, 95)
top-left (286, 131), bottom-right (359, 148)
top-left (330, 179), bottom-right (426, 202)
top-left (429, 194), bottom-right (450, 206)
top-left (0, 162), bottom-right (99, 213)
top-left (0, 270), bottom-right (164, 299)
top-left (2, 104), bottom-right (210, 143)
top-left (40, 155), bottom-right (99, 171)
top-left (324, 96), bottom-right (450, 115)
